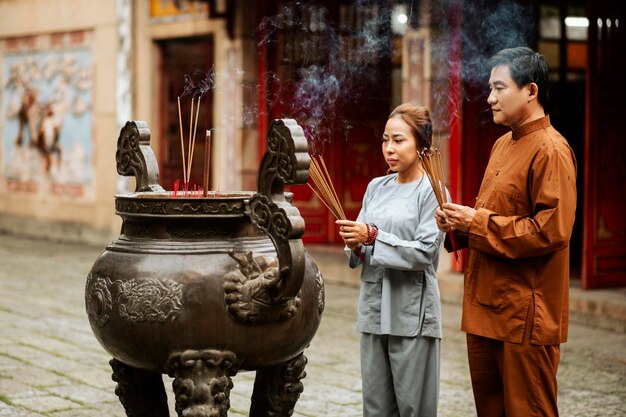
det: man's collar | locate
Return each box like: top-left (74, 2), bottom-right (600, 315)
top-left (512, 116), bottom-right (550, 141)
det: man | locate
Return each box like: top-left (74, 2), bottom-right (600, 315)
top-left (435, 47), bottom-right (577, 417)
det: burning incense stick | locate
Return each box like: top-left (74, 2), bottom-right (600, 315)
top-left (177, 97), bottom-right (187, 186)
top-left (203, 129), bottom-right (211, 197)
top-left (187, 97), bottom-right (202, 185)
top-left (308, 154), bottom-right (346, 220)
top-left (185, 97), bottom-right (195, 190)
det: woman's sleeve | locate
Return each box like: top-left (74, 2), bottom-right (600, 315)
top-left (369, 186), bottom-right (442, 271)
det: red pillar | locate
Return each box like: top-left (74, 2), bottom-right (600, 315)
top-left (257, 25), bottom-right (269, 161)
top-left (447, 0), bottom-right (464, 271)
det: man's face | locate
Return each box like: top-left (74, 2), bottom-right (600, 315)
top-left (487, 65), bottom-right (531, 129)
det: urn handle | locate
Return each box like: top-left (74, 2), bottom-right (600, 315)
top-left (116, 120), bottom-right (165, 193)
top-left (247, 119), bottom-right (310, 303)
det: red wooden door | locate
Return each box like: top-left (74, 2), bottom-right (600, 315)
top-left (460, 85), bottom-right (508, 210)
top-left (582, 1), bottom-right (626, 288)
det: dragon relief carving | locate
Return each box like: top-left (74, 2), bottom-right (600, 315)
top-left (86, 274), bottom-right (183, 327)
top-left (223, 250), bottom-right (301, 324)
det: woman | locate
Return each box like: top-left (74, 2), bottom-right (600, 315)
top-left (336, 103), bottom-right (443, 417)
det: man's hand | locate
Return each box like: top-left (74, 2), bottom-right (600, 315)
top-left (440, 203), bottom-right (477, 232)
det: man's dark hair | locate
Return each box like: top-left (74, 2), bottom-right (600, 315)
top-left (488, 47), bottom-right (550, 108)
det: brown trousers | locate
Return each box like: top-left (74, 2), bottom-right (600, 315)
top-left (466, 299), bottom-right (561, 417)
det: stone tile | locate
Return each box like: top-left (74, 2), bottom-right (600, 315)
top-left (0, 353), bottom-right (23, 374)
top-left (0, 402), bottom-right (42, 417)
top-left (0, 377), bottom-right (48, 399)
top-left (62, 366), bottom-right (116, 391)
top-left (6, 345), bottom-right (84, 376)
top-left (14, 334), bottom-right (111, 370)
top-left (11, 394), bottom-right (79, 413)
top-left (43, 397), bottom-right (122, 416)
top-left (44, 384), bottom-right (117, 406)
top-left (7, 362), bottom-right (74, 388)
top-left (49, 405), bottom-right (118, 417)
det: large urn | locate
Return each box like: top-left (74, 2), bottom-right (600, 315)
top-left (85, 119), bottom-right (324, 417)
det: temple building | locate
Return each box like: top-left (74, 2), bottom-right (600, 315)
top-left (0, 0), bottom-right (623, 288)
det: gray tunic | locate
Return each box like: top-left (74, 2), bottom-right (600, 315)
top-left (347, 173), bottom-right (443, 339)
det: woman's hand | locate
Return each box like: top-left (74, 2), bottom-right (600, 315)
top-left (335, 220), bottom-right (369, 250)
top-left (440, 203), bottom-right (476, 232)
top-left (435, 207), bottom-right (452, 233)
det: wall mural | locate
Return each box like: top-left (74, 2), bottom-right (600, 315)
top-left (0, 31), bottom-right (93, 198)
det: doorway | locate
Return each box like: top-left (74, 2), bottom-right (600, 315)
top-left (536, 1), bottom-right (587, 279)
top-left (157, 37), bottom-right (214, 191)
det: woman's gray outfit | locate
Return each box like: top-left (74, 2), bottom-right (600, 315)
top-left (346, 173), bottom-right (443, 417)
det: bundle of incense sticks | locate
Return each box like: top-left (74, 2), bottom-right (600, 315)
top-left (420, 148), bottom-right (447, 207)
top-left (203, 129), bottom-right (211, 197)
top-left (177, 95), bottom-right (202, 193)
top-left (419, 148), bottom-right (460, 260)
top-left (307, 154), bottom-right (346, 220)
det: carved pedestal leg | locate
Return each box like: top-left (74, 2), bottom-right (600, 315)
top-left (249, 353), bottom-right (307, 417)
top-left (165, 349), bottom-right (239, 417)
top-left (110, 358), bottom-right (169, 417)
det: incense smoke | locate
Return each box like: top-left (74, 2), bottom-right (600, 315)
top-left (460, 0), bottom-right (535, 87)
top-left (180, 68), bottom-right (216, 99)
top-left (255, 1), bottom-right (393, 154)
top-left (181, 0), bottom-right (537, 152)
top-left (427, 0), bottom-right (536, 135)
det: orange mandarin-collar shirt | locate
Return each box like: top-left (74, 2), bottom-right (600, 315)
top-left (450, 116), bottom-right (577, 345)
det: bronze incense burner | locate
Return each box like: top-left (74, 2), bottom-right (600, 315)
top-left (85, 119), bottom-right (324, 417)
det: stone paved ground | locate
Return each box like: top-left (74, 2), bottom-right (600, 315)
top-left (0, 234), bottom-right (625, 416)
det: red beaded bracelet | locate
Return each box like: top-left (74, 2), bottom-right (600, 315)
top-left (364, 223), bottom-right (378, 246)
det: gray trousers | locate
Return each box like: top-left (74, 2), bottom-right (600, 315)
top-left (361, 333), bottom-right (440, 417)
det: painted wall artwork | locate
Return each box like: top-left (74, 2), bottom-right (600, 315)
top-left (0, 31), bottom-right (93, 199)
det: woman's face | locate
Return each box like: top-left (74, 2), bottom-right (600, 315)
top-left (382, 115), bottom-right (420, 175)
